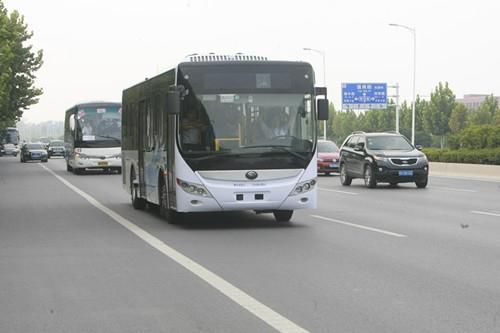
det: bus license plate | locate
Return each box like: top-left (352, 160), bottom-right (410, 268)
top-left (98, 161), bottom-right (108, 166)
top-left (399, 170), bottom-right (413, 176)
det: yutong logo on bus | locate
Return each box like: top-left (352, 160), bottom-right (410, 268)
top-left (245, 171), bottom-right (258, 180)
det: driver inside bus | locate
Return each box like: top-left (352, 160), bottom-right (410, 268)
top-left (258, 107), bottom-right (296, 139)
top-left (82, 121), bottom-right (93, 136)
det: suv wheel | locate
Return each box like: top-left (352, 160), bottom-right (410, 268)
top-left (339, 163), bottom-right (352, 186)
top-left (364, 165), bottom-right (377, 188)
top-left (415, 177), bottom-right (428, 188)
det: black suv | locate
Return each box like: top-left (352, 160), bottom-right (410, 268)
top-left (339, 132), bottom-right (428, 188)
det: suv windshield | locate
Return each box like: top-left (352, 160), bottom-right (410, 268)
top-left (366, 135), bottom-right (414, 150)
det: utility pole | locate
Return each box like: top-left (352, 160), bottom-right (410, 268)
top-left (388, 83), bottom-right (400, 133)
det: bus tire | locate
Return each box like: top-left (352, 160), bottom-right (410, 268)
top-left (166, 209), bottom-right (182, 224)
top-left (131, 170), bottom-right (146, 210)
top-left (159, 178), bottom-right (169, 219)
top-left (273, 210), bottom-right (293, 222)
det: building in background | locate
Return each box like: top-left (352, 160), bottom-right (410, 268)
top-left (16, 121), bottom-right (64, 142)
top-left (456, 94), bottom-right (500, 110)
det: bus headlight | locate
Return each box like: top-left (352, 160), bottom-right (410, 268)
top-left (290, 178), bottom-right (317, 196)
top-left (177, 178), bottom-right (212, 197)
top-left (75, 153), bottom-right (90, 159)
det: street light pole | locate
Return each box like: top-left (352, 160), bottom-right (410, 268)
top-left (388, 83), bottom-right (400, 133)
top-left (389, 23), bottom-right (416, 145)
top-left (303, 47), bottom-right (327, 140)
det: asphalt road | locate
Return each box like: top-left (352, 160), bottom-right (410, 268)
top-left (1, 156), bottom-right (499, 333)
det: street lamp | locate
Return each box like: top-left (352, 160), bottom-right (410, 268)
top-left (389, 23), bottom-right (416, 145)
top-left (303, 47), bottom-right (327, 140)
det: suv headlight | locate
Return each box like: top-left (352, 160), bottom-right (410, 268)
top-left (289, 178), bottom-right (317, 196)
top-left (177, 178), bottom-right (212, 197)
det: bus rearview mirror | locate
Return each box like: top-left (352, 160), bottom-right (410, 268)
top-left (317, 99), bottom-right (329, 121)
top-left (167, 90), bottom-right (181, 114)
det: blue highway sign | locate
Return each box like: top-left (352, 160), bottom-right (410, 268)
top-left (342, 83), bottom-right (387, 109)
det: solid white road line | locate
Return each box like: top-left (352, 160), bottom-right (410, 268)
top-left (470, 210), bottom-right (500, 218)
top-left (39, 164), bottom-right (309, 333)
top-left (318, 187), bottom-right (359, 195)
top-left (310, 215), bottom-right (408, 238)
top-left (428, 186), bottom-right (477, 193)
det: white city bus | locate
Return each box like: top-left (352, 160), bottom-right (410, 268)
top-left (64, 102), bottom-right (122, 174)
top-left (0, 127), bottom-right (20, 156)
top-left (122, 54), bottom-right (328, 222)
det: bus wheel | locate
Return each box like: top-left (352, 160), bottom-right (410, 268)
top-left (131, 170), bottom-right (146, 210)
top-left (159, 180), bottom-right (169, 218)
top-left (273, 210), bottom-right (293, 222)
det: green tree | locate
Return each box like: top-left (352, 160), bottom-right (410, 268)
top-left (325, 102), bottom-right (337, 140)
top-left (0, 1), bottom-right (43, 125)
top-left (331, 109), bottom-right (358, 144)
top-left (469, 95), bottom-right (498, 125)
top-left (423, 82), bottom-right (455, 148)
top-left (449, 103), bottom-right (468, 133)
top-left (358, 108), bottom-right (395, 133)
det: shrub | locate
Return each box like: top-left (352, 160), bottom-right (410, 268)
top-left (422, 147), bottom-right (500, 165)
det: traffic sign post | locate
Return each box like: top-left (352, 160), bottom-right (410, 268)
top-left (341, 83), bottom-right (387, 110)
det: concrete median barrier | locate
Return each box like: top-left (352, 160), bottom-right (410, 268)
top-left (430, 162), bottom-right (500, 181)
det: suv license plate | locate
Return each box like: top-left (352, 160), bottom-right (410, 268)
top-left (98, 161), bottom-right (108, 166)
top-left (399, 170), bottom-right (413, 176)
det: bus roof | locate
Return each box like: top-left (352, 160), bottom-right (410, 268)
top-left (66, 101), bottom-right (121, 112)
top-left (123, 60), bottom-right (313, 92)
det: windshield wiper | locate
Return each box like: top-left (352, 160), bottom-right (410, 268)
top-left (185, 151), bottom-right (235, 160)
top-left (242, 145), bottom-right (307, 161)
top-left (95, 135), bottom-right (120, 141)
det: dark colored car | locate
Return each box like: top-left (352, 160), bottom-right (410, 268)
top-left (47, 140), bottom-right (65, 158)
top-left (317, 140), bottom-right (340, 175)
top-left (20, 142), bottom-right (48, 163)
top-left (339, 131), bottom-right (428, 188)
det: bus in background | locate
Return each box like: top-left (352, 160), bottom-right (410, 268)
top-left (122, 54), bottom-right (328, 223)
top-left (0, 127), bottom-right (20, 157)
top-left (64, 102), bottom-right (122, 174)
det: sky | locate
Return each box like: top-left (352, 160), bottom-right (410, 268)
top-left (3, 0), bottom-right (500, 123)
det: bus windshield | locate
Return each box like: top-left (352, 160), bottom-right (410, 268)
top-left (177, 63), bottom-right (316, 163)
top-left (76, 106), bottom-right (121, 145)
